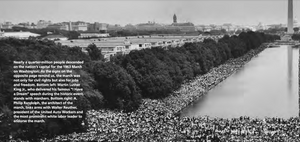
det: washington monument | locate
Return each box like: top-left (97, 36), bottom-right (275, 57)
top-left (282, 0), bottom-right (294, 41)
top-left (287, 0), bottom-right (294, 34)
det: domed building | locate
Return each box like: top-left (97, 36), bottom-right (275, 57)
top-left (293, 17), bottom-right (299, 27)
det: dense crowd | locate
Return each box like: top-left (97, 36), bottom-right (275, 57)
top-left (45, 113), bottom-right (300, 141)
top-left (38, 46), bottom-right (300, 142)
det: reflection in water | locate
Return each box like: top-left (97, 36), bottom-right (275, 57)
top-left (288, 46), bottom-right (293, 91)
top-left (181, 46), bottom-right (299, 119)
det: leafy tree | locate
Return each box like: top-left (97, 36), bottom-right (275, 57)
top-left (292, 34), bottom-right (300, 40)
top-left (93, 62), bottom-right (141, 111)
top-left (86, 44), bottom-right (104, 61)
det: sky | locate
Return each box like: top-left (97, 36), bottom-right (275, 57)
top-left (0, 0), bottom-right (299, 26)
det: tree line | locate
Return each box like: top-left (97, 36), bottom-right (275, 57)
top-left (0, 31), bottom-right (279, 140)
top-left (292, 34), bottom-right (300, 40)
top-left (108, 31), bottom-right (279, 104)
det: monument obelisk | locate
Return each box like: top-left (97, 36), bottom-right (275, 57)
top-left (287, 0), bottom-right (294, 34)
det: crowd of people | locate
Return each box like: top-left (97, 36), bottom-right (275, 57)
top-left (45, 113), bottom-right (300, 141)
top-left (41, 45), bottom-right (300, 141)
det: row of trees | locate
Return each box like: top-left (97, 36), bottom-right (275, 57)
top-left (0, 31), bottom-right (279, 140)
top-left (107, 32), bottom-right (279, 102)
top-left (260, 27), bottom-right (300, 35)
top-left (292, 34), bottom-right (300, 40)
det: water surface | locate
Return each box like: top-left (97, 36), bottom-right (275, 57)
top-left (181, 46), bottom-right (299, 119)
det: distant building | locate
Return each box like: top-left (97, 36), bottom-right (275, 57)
top-left (195, 25), bottom-right (206, 31)
top-left (294, 17), bottom-right (299, 27)
top-left (0, 31), bottom-right (40, 39)
top-left (170, 14), bottom-right (195, 32)
top-left (63, 21), bottom-right (88, 31)
top-left (15, 22), bottom-right (37, 29)
top-left (170, 23), bottom-right (196, 32)
top-left (222, 23), bottom-right (236, 32)
top-left (244, 26), bottom-right (256, 31)
top-left (30, 23), bottom-right (37, 29)
top-left (73, 21), bottom-right (88, 31)
top-left (266, 24), bottom-right (284, 29)
top-left (56, 35), bottom-right (203, 61)
top-left (37, 20), bottom-right (52, 29)
top-left (88, 22), bottom-right (108, 32)
top-left (164, 25), bottom-right (180, 31)
top-left (107, 24), bottom-right (123, 31)
top-left (42, 34), bottom-right (68, 41)
top-left (47, 23), bottom-right (68, 30)
top-left (57, 40), bottom-right (127, 61)
top-left (15, 23), bottom-right (27, 28)
top-left (256, 22), bottom-right (265, 31)
top-left (1, 22), bottom-right (13, 29)
top-left (95, 42), bottom-right (126, 55)
top-left (79, 32), bottom-right (110, 38)
top-left (281, 34), bottom-right (293, 41)
top-left (68, 22), bottom-right (72, 31)
top-left (25, 23), bottom-right (37, 29)
top-left (136, 21), bottom-right (164, 31)
top-left (173, 14), bottom-right (177, 24)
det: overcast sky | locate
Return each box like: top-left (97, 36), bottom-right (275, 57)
top-left (0, 0), bottom-right (299, 26)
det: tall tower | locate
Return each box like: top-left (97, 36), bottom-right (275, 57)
top-left (69, 21), bottom-right (72, 31)
top-left (287, 0), bottom-right (294, 34)
top-left (173, 14), bottom-right (177, 24)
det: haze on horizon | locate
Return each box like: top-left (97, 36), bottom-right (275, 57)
top-left (0, 0), bottom-right (299, 26)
